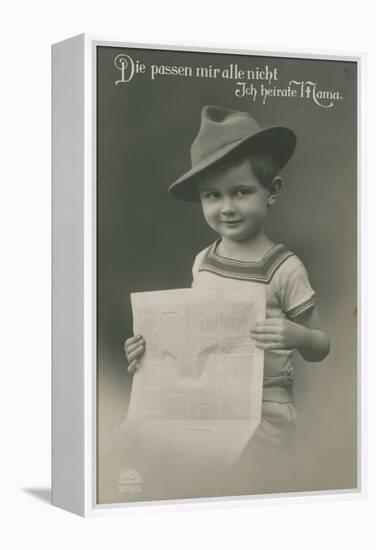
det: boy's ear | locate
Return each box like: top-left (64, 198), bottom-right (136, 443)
top-left (267, 176), bottom-right (282, 206)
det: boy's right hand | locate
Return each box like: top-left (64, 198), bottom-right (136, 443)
top-left (124, 334), bottom-right (146, 374)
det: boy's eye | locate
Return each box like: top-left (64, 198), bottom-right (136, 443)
top-left (203, 191), bottom-right (220, 200)
top-left (234, 188), bottom-right (252, 196)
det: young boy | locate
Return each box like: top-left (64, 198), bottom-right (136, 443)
top-left (124, 105), bottom-right (330, 456)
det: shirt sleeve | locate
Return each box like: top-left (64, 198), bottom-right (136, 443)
top-left (191, 248), bottom-right (208, 288)
top-left (279, 262), bottom-right (316, 318)
top-left (191, 256), bottom-right (198, 287)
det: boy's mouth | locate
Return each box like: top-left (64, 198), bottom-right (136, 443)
top-left (222, 219), bottom-right (243, 226)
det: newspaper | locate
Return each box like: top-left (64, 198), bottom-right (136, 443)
top-left (125, 287), bottom-right (265, 466)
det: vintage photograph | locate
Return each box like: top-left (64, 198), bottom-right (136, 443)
top-left (96, 46), bottom-right (357, 504)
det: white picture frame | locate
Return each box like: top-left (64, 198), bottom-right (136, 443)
top-left (52, 34), bottom-right (364, 517)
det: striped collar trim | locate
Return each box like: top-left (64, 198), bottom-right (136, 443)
top-left (198, 241), bottom-right (294, 283)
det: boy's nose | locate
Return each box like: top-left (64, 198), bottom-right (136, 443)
top-left (221, 197), bottom-right (236, 215)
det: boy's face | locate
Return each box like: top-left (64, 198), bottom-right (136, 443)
top-left (197, 157), bottom-right (273, 244)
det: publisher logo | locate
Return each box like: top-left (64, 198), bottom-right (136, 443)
top-left (117, 468), bottom-right (143, 494)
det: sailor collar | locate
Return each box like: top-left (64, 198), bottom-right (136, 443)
top-left (197, 240), bottom-right (294, 284)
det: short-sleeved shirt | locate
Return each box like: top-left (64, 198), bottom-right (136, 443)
top-left (191, 240), bottom-right (316, 403)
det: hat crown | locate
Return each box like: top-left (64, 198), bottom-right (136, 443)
top-left (191, 106), bottom-right (261, 165)
top-left (168, 104), bottom-right (296, 201)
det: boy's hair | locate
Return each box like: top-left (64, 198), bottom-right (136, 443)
top-left (196, 150), bottom-right (281, 195)
top-left (246, 153), bottom-right (281, 191)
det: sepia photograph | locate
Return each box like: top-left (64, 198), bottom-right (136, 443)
top-left (95, 45), bottom-right (357, 504)
top-left (3, 0), bottom-right (375, 542)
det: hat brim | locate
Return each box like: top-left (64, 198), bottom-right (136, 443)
top-left (168, 126), bottom-right (296, 201)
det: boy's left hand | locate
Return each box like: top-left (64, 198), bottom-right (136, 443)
top-left (251, 319), bottom-right (306, 351)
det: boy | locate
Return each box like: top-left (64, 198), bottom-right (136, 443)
top-left (124, 105), bottom-right (330, 454)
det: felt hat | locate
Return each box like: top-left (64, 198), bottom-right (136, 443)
top-left (168, 105), bottom-right (297, 201)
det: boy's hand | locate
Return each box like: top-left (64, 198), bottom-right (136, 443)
top-left (250, 319), bottom-right (306, 351)
top-left (124, 334), bottom-right (146, 373)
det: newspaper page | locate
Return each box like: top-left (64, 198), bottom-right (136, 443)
top-left (123, 287), bottom-right (265, 467)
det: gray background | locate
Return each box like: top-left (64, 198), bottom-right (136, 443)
top-left (96, 46), bottom-right (357, 502)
